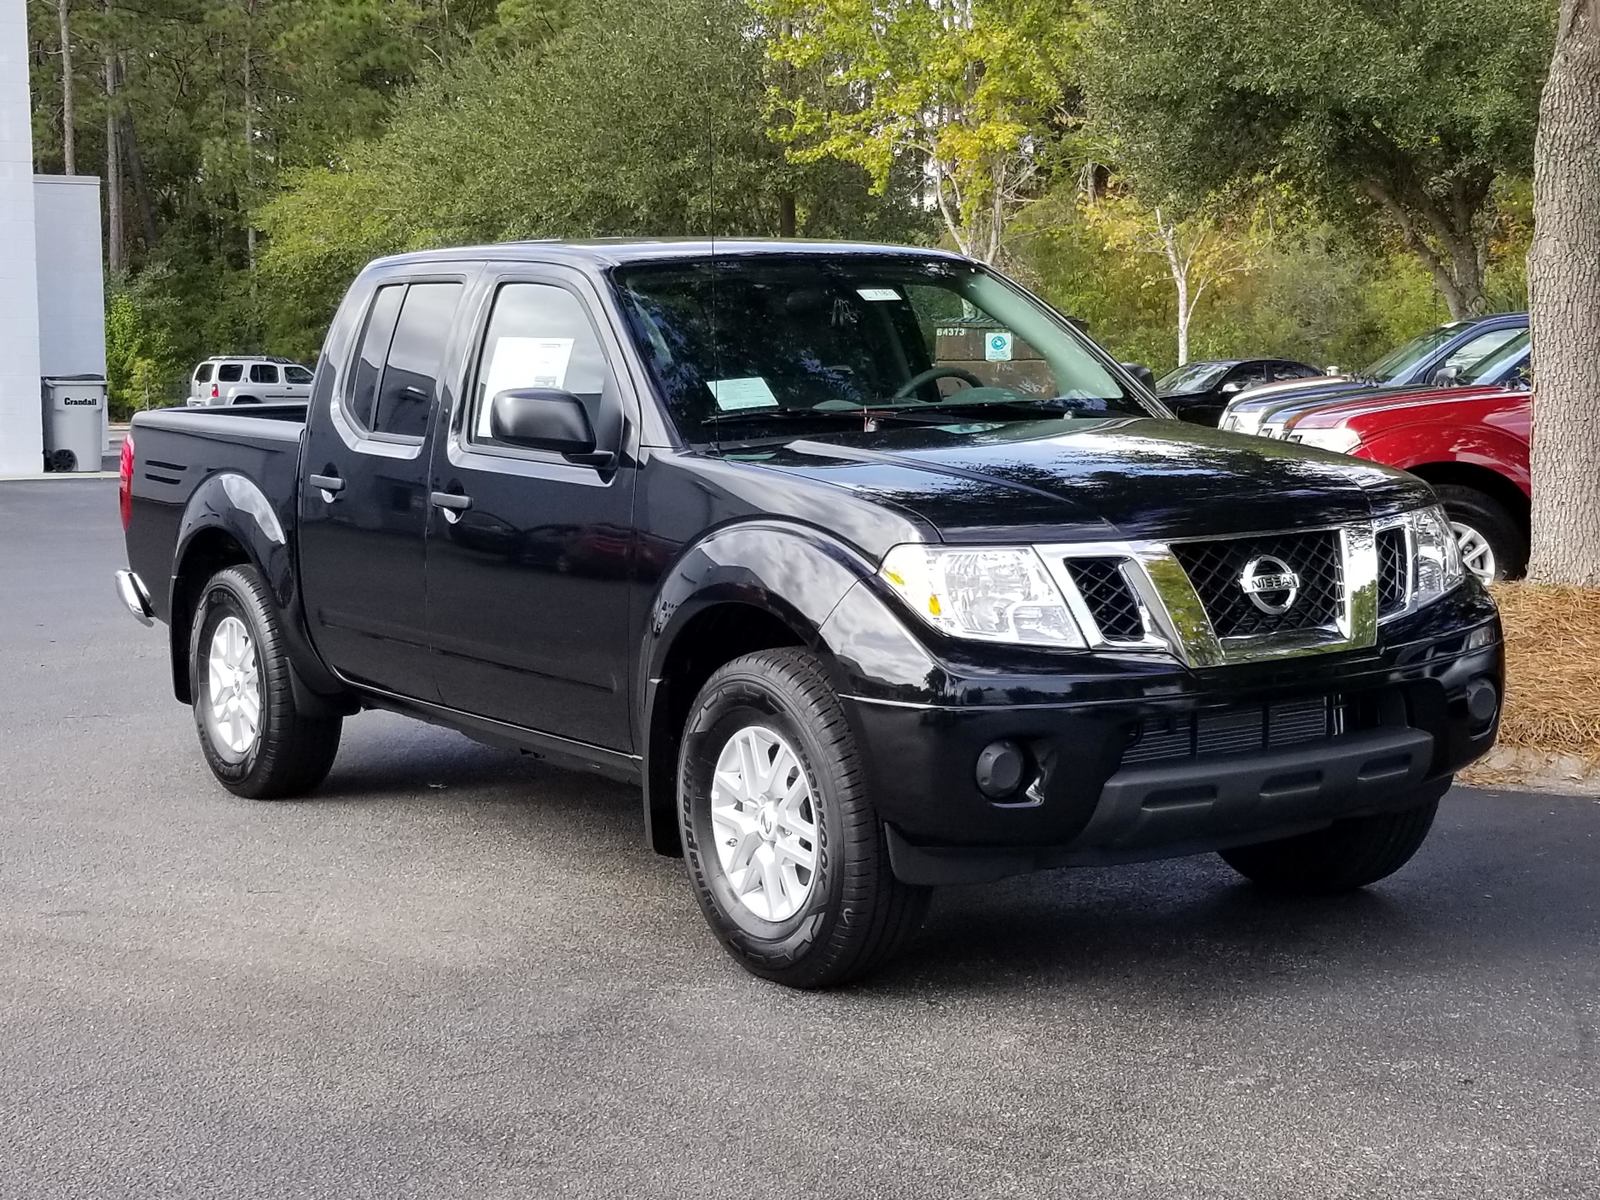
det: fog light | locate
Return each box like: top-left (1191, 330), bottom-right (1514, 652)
top-left (1464, 678), bottom-right (1499, 726)
top-left (975, 740), bottom-right (1027, 799)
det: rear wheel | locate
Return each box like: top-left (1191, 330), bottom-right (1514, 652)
top-left (678, 648), bottom-right (930, 988)
top-left (190, 565), bottom-right (342, 799)
top-left (1218, 791), bottom-right (1442, 894)
top-left (1432, 484), bottom-right (1526, 582)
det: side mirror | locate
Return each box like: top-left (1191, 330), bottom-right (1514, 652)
top-left (1220, 379), bottom-right (1248, 394)
top-left (1121, 362), bottom-right (1156, 390)
top-left (1431, 365), bottom-right (1463, 387)
top-left (489, 388), bottom-right (612, 466)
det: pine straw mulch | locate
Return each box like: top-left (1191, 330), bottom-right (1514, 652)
top-left (1486, 581), bottom-right (1600, 756)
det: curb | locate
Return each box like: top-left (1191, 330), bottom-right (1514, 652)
top-left (0, 471), bottom-right (119, 482)
top-left (1459, 746), bottom-right (1600, 796)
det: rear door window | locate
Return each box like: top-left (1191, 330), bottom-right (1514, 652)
top-left (373, 283), bottom-right (464, 439)
top-left (217, 363), bottom-right (243, 383)
top-left (249, 364), bottom-right (279, 384)
top-left (346, 285), bottom-right (406, 430)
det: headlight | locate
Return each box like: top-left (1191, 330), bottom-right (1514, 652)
top-left (1408, 503), bottom-right (1465, 605)
top-left (878, 545), bottom-right (1085, 647)
top-left (1290, 426), bottom-right (1362, 454)
top-left (1228, 410), bottom-right (1266, 435)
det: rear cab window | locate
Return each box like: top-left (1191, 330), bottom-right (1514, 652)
top-left (343, 280), bottom-right (465, 441)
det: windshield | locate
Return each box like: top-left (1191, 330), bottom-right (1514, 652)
top-left (1464, 330), bottom-right (1530, 384)
top-left (1361, 323), bottom-right (1465, 380)
top-left (1157, 361), bottom-right (1230, 393)
top-left (611, 254), bottom-right (1154, 445)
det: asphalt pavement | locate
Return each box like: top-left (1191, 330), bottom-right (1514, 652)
top-left (2, 479), bottom-right (1597, 1199)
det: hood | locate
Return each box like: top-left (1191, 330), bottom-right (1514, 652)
top-left (740, 417), bottom-right (1431, 542)
top-left (1293, 383), bottom-right (1516, 429)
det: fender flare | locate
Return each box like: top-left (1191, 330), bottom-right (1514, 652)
top-left (169, 472), bottom-right (347, 709)
top-left (1360, 427), bottom-right (1530, 497)
top-left (635, 520), bottom-right (886, 855)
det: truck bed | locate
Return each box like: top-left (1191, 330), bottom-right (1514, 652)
top-left (124, 404), bottom-right (308, 625)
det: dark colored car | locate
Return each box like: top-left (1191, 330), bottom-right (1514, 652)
top-left (1156, 358), bottom-right (1324, 426)
top-left (1220, 313), bottom-right (1529, 436)
top-left (114, 240), bottom-right (1503, 988)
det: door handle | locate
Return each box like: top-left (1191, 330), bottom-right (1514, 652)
top-left (309, 473), bottom-right (345, 500)
top-left (431, 491), bottom-right (473, 522)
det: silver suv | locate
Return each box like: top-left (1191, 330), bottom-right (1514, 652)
top-left (188, 356), bottom-right (314, 407)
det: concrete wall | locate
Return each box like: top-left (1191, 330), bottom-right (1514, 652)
top-left (0, 0), bottom-right (43, 475)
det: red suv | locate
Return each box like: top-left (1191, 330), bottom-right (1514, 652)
top-left (1281, 384), bottom-right (1529, 581)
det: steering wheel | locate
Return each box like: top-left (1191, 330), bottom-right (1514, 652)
top-left (891, 365), bottom-right (987, 402)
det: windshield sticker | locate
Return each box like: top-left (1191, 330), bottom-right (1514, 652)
top-left (478, 336), bottom-right (574, 437)
top-left (856, 287), bottom-right (901, 302)
top-left (708, 376), bottom-right (779, 411)
top-left (985, 331), bottom-right (1014, 362)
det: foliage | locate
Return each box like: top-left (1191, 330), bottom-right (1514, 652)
top-left (1084, 0), bottom-right (1555, 318)
top-left (104, 270), bottom-right (185, 419)
top-left (759, 0), bottom-right (1079, 262)
top-left (258, 0), bottom-right (931, 350)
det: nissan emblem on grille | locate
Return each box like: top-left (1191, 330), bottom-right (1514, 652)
top-left (1239, 555), bottom-right (1301, 615)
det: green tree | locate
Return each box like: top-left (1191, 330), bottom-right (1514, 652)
top-left (759, 0), bottom-right (1079, 262)
top-left (1085, 0), bottom-right (1554, 318)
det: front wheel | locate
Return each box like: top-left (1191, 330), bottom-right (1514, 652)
top-left (1218, 790), bottom-right (1442, 894)
top-left (1433, 484), bottom-right (1526, 582)
top-left (190, 565), bottom-right (342, 799)
top-left (678, 648), bottom-right (930, 988)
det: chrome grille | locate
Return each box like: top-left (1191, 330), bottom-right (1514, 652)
top-left (1170, 530), bottom-right (1344, 638)
top-left (1062, 557), bottom-right (1144, 641)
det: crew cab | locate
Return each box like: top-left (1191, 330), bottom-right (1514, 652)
top-left (115, 240), bottom-right (1502, 988)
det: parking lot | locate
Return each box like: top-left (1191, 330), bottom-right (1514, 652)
top-left (1, 478), bottom-right (1596, 1198)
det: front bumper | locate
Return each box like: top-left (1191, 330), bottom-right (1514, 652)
top-left (831, 584), bottom-right (1502, 885)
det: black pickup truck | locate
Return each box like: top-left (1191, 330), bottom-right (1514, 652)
top-left (116, 240), bottom-right (1502, 987)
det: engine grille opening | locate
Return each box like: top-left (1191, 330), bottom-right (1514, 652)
top-left (1123, 695), bottom-right (1343, 765)
top-left (1171, 530), bottom-right (1343, 638)
top-left (1062, 557), bottom-right (1145, 641)
top-left (1377, 527), bottom-right (1408, 618)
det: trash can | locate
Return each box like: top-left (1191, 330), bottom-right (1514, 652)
top-left (40, 374), bottom-right (108, 472)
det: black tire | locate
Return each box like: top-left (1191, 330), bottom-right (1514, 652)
top-left (1218, 792), bottom-right (1442, 894)
top-left (678, 648), bottom-right (930, 988)
top-left (189, 565), bottom-right (342, 799)
top-left (1432, 483), bottom-right (1527, 581)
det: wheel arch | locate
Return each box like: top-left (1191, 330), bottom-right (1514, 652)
top-left (636, 521), bottom-right (880, 857)
top-left (169, 473), bottom-right (345, 708)
top-left (1402, 460), bottom-right (1530, 534)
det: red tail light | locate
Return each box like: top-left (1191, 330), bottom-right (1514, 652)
top-left (211, 383), bottom-right (219, 399)
top-left (119, 434), bottom-right (135, 530)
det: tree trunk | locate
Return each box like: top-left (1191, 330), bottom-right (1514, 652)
top-left (1528, 0), bottom-right (1600, 584)
top-left (114, 58), bottom-right (158, 251)
top-left (778, 192), bottom-right (796, 238)
top-left (242, 31), bottom-right (256, 270)
top-left (104, 7), bottom-right (122, 275)
top-left (57, 0), bottom-right (74, 173)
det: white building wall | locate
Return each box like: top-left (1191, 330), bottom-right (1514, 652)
top-left (0, 0), bottom-right (44, 475)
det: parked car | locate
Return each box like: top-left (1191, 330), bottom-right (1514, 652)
top-left (1246, 329), bottom-right (1531, 446)
top-left (1219, 313), bottom-right (1529, 435)
top-left (115, 239), bottom-right (1502, 988)
top-left (1266, 369), bottom-right (1532, 582)
top-left (1156, 357), bottom-right (1324, 426)
top-left (188, 356), bottom-right (315, 407)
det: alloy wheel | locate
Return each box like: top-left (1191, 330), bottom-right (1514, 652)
top-left (205, 615), bottom-right (262, 761)
top-left (710, 725), bottom-right (819, 922)
top-left (1451, 520), bottom-right (1498, 584)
